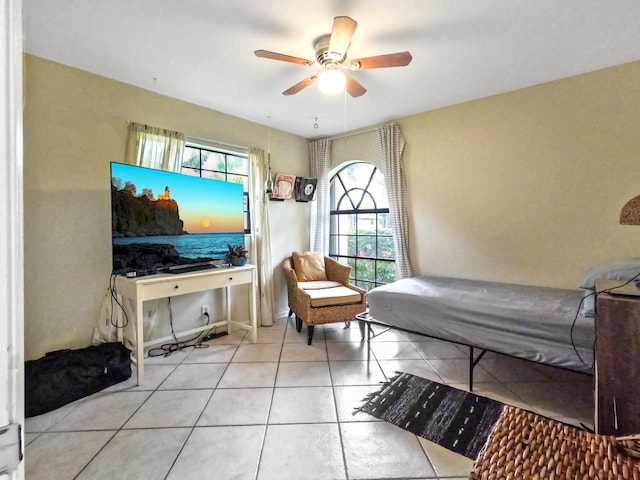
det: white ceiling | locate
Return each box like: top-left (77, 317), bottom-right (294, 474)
top-left (23, 0), bottom-right (640, 140)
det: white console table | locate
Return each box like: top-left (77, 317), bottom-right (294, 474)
top-left (114, 264), bottom-right (257, 385)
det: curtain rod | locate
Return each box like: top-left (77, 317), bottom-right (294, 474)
top-left (186, 136), bottom-right (248, 154)
top-left (324, 125), bottom-right (380, 141)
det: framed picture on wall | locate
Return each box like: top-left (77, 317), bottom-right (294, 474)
top-left (294, 177), bottom-right (317, 202)
top-left (271, 174), bottom-right (296, 200)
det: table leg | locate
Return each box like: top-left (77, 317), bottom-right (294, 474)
top-left (136, 299), bottom-right (144, 385)
top-left (226, 286), bottom-right (232, 336)
top-left (250, 269), bottom-right (257, 343)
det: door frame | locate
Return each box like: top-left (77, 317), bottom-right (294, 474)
top-left (1, 0), bottom-right (25, 478)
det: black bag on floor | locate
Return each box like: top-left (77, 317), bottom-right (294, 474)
top-left (25, 342), bottom-right (132, 417)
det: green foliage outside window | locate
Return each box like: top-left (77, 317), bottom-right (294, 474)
top-left (347, 229), bottom-right (396, 287)
top-left (346, 228), bottom-right (394, 259)
top-left (354, 259), bottom-right (395, 288)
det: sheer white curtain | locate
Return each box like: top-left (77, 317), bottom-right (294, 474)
top-left (376, 123), bottom-right (413, 279)
top-left (249, 148), bottom-right (275, 327)
top-left (309, 138), bottom-right (331, 253)
top-left (125, 122), bottom-right (185, 171)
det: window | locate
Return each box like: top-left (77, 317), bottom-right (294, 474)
top-left (329, 162), bottom-right (395, 290)
top-left (182, 143), bottom-right (251, 233)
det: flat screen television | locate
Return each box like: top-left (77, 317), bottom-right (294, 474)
top-left (110, 162), bottom-right (245, 274)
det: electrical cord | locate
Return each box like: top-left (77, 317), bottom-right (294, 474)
top-left (147, 297), bottom-right (216, 357)
top-left (570, 271), bottom-right (640, 369)
top-left (108, 272), bottom-right (129, 329)
top-left (109, 274), bottom-right (222, 357)
top-left (570, 294), bottom-right (595, 369)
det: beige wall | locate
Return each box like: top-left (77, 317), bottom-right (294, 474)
top-left (23, 55), bottom-right (310, 360)
top-left (332, 61), bottom-right (640, 289)
top-left (24, 54), bottom-right (640, 359)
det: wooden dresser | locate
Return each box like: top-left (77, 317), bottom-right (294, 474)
top-left (594, 291), bottom-right (640, 435)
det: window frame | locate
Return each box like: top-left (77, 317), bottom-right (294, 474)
top-left (329, 162), bottom-right (395, 291)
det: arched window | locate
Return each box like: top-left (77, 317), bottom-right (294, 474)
top-left (329, 162), bottom-right (395, 290)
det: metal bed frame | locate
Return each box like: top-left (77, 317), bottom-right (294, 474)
top-left (355, 311), bottom-right (591, 392)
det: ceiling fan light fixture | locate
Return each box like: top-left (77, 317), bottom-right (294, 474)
top-left (256, 16), bottom-right (412, 98)
top-left (317, 68), bottom-right (346, 95)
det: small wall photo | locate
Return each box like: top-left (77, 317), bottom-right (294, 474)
top-left (271, 174), bottom-right (296, 200)
top-left (294, 177), bottom-right (317, 202)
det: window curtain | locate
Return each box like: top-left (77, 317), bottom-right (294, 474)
top-left (125, 122), bottom-right (185, 171)
top-left (249, 148), bottom-right (275, 327)
top-left (309, 138), bottom-right (331, 253)
top-left (376, 123), bottom-right (413, 279)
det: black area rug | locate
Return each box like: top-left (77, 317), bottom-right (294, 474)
top-left (354, 371), bottom-right (505, 459)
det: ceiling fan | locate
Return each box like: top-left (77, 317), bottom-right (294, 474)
top-left (254, 16), bottom-right (412, 97)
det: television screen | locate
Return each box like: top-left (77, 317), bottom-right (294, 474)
top-left (110, 162), bottom-right (245, 273)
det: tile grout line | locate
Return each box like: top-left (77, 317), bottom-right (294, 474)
top-left (162, 336), bottom-right (243, 479)
top-left (326, 324), bottom-right (351, 480)
top-left (252, 314), bottom-right (291, 480)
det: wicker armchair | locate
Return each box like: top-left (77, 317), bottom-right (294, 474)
top-left (283, 253), bottom-right (366, 345)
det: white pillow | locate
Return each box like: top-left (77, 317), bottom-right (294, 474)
top-left (579, 289), bottom-right (595, 318)
top-left (579, 258), bottom-right (640, 290)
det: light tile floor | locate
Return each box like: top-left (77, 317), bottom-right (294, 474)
top-left (25, 316), bottom-right (594, 479)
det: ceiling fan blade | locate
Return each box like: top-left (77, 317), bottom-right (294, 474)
top-left (350, 51), bottom-right (413, 69)
top-left (282, 74), bottom-right (318, 95)
top-left (328, 16), bottom-right (357, 59)
top-left (254, 49), bottom-right (312, 65)
top-left (345, 74), bottom-right (367, 98)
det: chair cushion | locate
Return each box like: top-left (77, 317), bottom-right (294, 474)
top-left (298, 280), bottom-right (342, 290)
top-left (305, 286), bottom-right (363, 308)
top-left (292, 251), bottom-right (327, 281)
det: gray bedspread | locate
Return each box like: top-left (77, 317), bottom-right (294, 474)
top-left (366, 275), bottom-right (594, 373)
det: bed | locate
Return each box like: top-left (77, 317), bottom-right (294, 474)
top-left (358, 275), bottom-right (595, 389)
